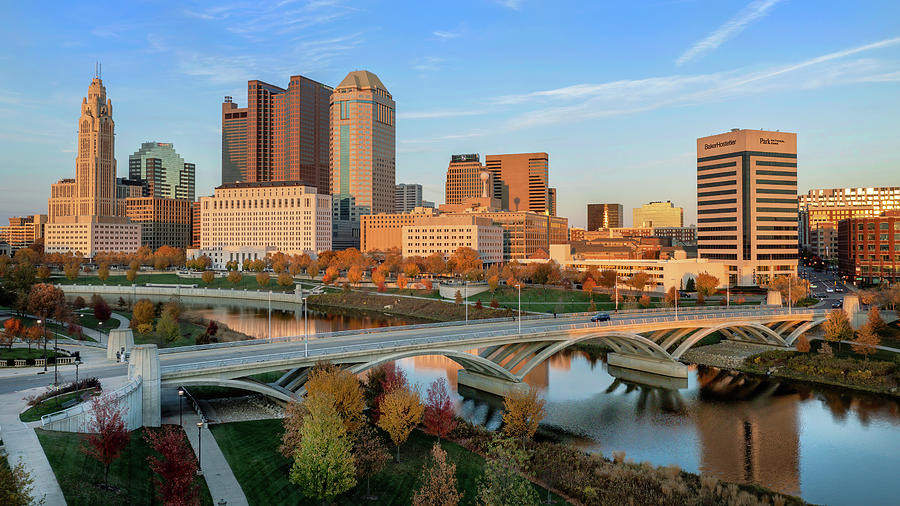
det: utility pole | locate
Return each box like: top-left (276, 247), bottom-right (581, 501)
top-left (465, 281), bottom-right (468, 325)
top-left (517, 284), bottom-right (522, 335)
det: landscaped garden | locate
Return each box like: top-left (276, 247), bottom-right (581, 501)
top-left (37, 426), bottom-right (214, 506)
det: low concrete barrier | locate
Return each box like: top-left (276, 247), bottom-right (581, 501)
top-left (56, 283), bottom-right (304, 305)
top-left (41, 379), bottom-right (144, 432)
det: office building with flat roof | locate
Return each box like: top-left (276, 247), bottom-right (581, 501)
top-left (799, 187), bottom-right (900, 257)
top-left (696, 129), bottom-right (798, 286)
top-left (331, 70), bottom-right (395, 250)
top-left (199, 181), bottom-right (331, 255)
top-left (485, 152), bottom-right (553, 214)
top-left (395, 183), bottom-right (426, 213)
top-left (633, 201), bottom-right (683, 228)
top-left (587, 203), bottom-right (623, 230)
top-left (0, 215), bottom-right (47, 250)
top-left (838, 210), bottom-right (900, 285)
top-left (402, 215), bottom-right (503, 264)
top-left (125, 197), bottom-right (192, 250)
top-left (129, 142), bottom-right (195, 201)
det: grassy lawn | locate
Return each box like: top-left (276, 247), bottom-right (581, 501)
top-left (490, 286), bottom-right (614, 313)
top-left (355, 287), bottom-right (444, 299)
top-left (73, 310), bottom-right (121, 332)
top-left (114, 310), bottom-right (209, 348)
top-left (36, 426), bottom-right (214, 506)
top-left (186, 371), bottom-right (286, 399)
top-left (0, 347), bottom-right (65, 360)
top-left (53, 272), bottom-right (300, 293)
top-left (879, 320), bottom-right (900, 349)
top-left (20, 388), bottom-right (97, 422)
top-left (210, 419), bottom-right (564, 506)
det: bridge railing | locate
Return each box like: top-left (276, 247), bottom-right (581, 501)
top-left (161, 307), bottom-right (824, 375)
top-left (157, 304), bottom-right (790, 355)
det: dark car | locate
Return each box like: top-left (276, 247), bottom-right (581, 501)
top-left (832, 301), bottom-right (843, 308)
top-left (590, 312), bottom-right (611, 322)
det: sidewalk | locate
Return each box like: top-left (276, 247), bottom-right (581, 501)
top-left (166, 410), bottom-right (248, 506)
top-left (0, 389), bottom-right (66, 505)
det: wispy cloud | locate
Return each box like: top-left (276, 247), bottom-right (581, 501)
top-left (398, 109), bottom-right (484, 120)
top-left (502, 37), bottom-right (900, 129)
top-left (676, 0), bottom-right (783, 66)
top-left (433, 29), bottom-right (461, 40)
top-left (494, 0), bottom-right (523, 10)
top-left (411, 56), bottom-right (444, 72)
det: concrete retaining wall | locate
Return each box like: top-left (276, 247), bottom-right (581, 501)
top-left (437, 283), bottom-right (491, 300)
top-left (56, 284), bottom-right (304, 305)
top-left (41, 379), bottom-right (144, 432)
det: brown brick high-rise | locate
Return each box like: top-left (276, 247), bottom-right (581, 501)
top-left (221, 75), bottom-right (332, 191)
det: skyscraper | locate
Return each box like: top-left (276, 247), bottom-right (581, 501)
top-left (221, 96), bottom-right (248, 184)
top-left (587, 203), bottom-right (623, 230)
top-left (696, 129), bottom-right (798, 286)
top-left (129, 142), bottom-right (195, 201)
top-left (484, 152), bottom-right (551, 213)
top-left (45, 73), bottom-right (141, 257)
top-left (330, 70), bottom-right (395, 250)
top-left (221, 75), bottom-right (332, 190)
top-left (75, 76), bottom-right (117, 217)
top-left (445, 154), bottom-right (487, 205)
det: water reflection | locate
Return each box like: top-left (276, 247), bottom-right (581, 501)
top-left (182, 303), bottom-right (413, 338)
top-left (391, 348), bottom-right (900, 506)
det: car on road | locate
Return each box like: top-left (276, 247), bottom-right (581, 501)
top-left (832, 301), bottom-right (843, 308)
top-left (835, 288), bottom-right (844, 293)
top-left (826, 288), bottom-right (834, 293)
top-left (590, 312), bottom-right (611, 322)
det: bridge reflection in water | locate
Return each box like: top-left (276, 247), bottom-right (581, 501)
top-left (389, 347), bottom-right (900, 504)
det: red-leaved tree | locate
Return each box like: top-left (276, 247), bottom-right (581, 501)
top-left (370, 362), bottom-right (409, 422)
top-left (81, 393), bottom-right (130, 486)
top-left (423, 378), bottom-right (456, 438)
top-left (144, 425), bottom-right (199, 505)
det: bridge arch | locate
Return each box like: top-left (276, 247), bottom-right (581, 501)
top-left (514, 331), bottom-right (676, 380)
top-left (345, 349), bottom-right (522, 384)
top-left (166, 378), bottom-right (297, 403)
top-left (669, 321), bottom-right (789, 359)
top-left (785, 318), bottom-right (826, 346)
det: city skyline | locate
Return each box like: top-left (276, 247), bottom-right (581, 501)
top-left (1, 1), bottom-right (899, 227)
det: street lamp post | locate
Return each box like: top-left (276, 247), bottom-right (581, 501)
top-left (517, 284), bottom-right (521, 335)
top-left (178, 387), bottom-right (184, 426)
top-left (615, 282), bottom-right (618, 312)
top-left (74, 359), bottom-right (81, 383)
top-left (303, 298), bottom-right (308, 357)
top-left (196, 422), bottom-right (204, 475)
top-left (39, 319), bottom-right (47, 373)
top-left (464, 281), bottom-right (468, 325)
top-left (53, 322), bottom-right (59, 386)
top-left (268, 291), bottom-right (272, 340)
top-left (789, 276), bottom-right (793, 315)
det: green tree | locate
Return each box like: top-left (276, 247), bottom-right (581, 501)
top-left (684, 277), bottom-right (696, 292)
top-left (476, 437), bottom-right (540, 506)
top-left (156, 309), bottom-right (181, 343)
top-left (288, 394), bottom-right (357, 501)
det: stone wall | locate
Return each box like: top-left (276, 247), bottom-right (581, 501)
top-left (41, 378), bottom-right (143, 432)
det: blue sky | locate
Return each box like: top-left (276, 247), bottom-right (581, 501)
top-left (1, 0), bottom-right (898, 227)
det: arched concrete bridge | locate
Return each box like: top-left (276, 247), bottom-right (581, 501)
top-left (135, 308), bottom-right (827, 418)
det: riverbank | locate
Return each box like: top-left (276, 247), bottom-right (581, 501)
top-left (209, 416), bottom-right (803, 506)
top-left (306, 291), bottom-right (513, 322)
top-left (739, 347), bottom-right (900, 397)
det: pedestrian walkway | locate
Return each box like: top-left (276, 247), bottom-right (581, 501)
top-left (0, 389), bottom-right (66, 505)
top-left (166, 410), bottom-right (249, 506)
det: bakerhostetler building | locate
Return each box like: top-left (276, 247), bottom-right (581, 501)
top-left (696, 129), bottom-right (798, 287)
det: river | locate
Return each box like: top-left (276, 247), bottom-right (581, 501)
top-left (195, 305), bottom-right (900, 505)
